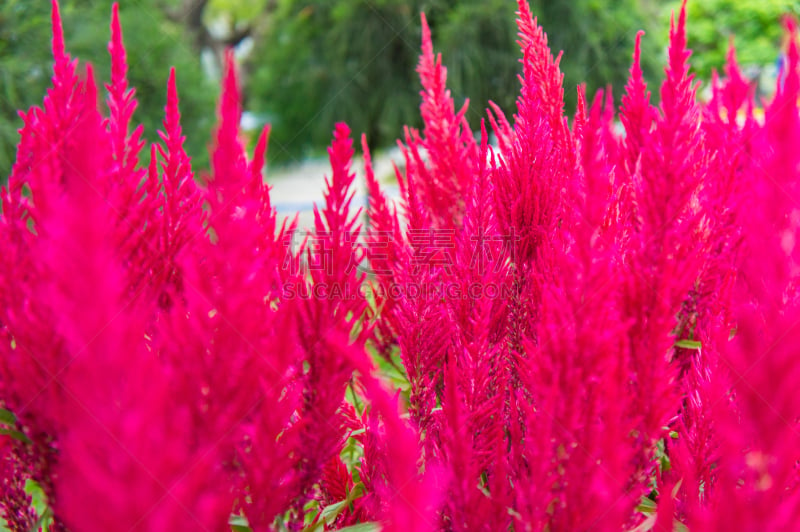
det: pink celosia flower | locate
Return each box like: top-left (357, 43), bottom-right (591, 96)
top-left (5, 1), bottom-right (800, 530)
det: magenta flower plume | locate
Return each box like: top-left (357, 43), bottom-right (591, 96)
top-left (362, 134), bottom-right (403, 357)
top-left (208, 49), bottom-right (249, 208)
top-left (434, 124), bottom-right (511, 530)
top-left (104, 3), bottom-right (163, 301)
top-left (0, 436), bottom-right (37, 532)
top-left (6, 1), bottom-right (800, 531)
top-left (574, 86), bottom-right (618, 231)
top-left (399, 13), bottom-right (479, 231)
top-left (357, 371), bottom-right (442, 532)
top-left (106, 3), bottom-right (144, 178)
top-left (514, 0), bottom-right (570, 156)
top-left (268, 122), bottom-right (377, 526)
top-left (620, 31), bottom-right (655, 177)
top-left (616, 1), bottom-right (709, 458)
top-left (0, 6), bottom-right (87, 520)
top-left (149, 68), bottom-right (206, 306)
top-left (493, 1), bottom-right (568, 267)
top-left (309, 123), bottom-right (367, 318)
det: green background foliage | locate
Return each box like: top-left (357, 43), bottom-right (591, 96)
top-left (527, 0), bottom-right (662, 108)
top-left (248, 0), bottom-right (660, 162)
top-left (1, 0), bottom-right (797, 178)
top-left (668, 0), bottom-right (800, 80)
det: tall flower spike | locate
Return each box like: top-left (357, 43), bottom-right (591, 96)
top-left (13, 0), bottom-right (81, 219)
top-left (158, 67), bottom-right (199, 237)
top-left (363, 133), bottom-right (403, 357)
top-left (660, 0), bottom-right (697, 131)
top-left (282, 123), bottom-right (374, 525)
top-left (620, 31), bottom-right (654, 176)
top-left (106, 2), bottom-right (161, 301)
top-left (209, 49), bottom-right (247, 207)
top-left (575, 86), bottom-right (616, 230)
top-left (719, 41), bottom-right (751, 123)
top-left (149, 68), bottom-right (206, 306)
top-left (405, 13), bottom-right (478, 230)
top-left (159, 68), bottom-right (197, 211)
top-left (648, 0), bottom-right (705, 243)
top-left (515, 0), bottom-right (570, 154)
top-left (51, 0), bottom-right (66, 69)
top-left (359, 373), bottom-right (441, 532)
top-left (623, 0), bottom-right (708, 463)
top-left (310, 122), bottom-right (367, 321)
top-left (435, 125), bottom-right (512, 527)
top-left (106, 3), bottom-right (144, 177)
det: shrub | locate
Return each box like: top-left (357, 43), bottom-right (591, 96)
top-left (2, 0), bottom-right (800, 530)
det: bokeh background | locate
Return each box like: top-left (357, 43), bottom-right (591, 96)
top-left (1, 0), bottom-right (798, 179)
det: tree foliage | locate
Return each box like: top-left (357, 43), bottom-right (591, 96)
top-left (247, 0), bottom-right (659, 162)
top-left (668, 0), bottom-right (800, 80)
top-left (528, 0), bottom-right (662, 108)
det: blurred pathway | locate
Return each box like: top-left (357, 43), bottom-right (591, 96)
top-left (266, 147), bottom-right (403, 231)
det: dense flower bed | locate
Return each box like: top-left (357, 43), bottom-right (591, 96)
top-left (2, 0), bottom-right (800, 530)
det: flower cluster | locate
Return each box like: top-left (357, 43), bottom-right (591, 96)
top-left (2, 1), bottom-right (800, 530)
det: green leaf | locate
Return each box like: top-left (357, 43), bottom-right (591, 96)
top-left (29, 507), bottom-right (51, 532)
top-left (25, 480), bottom-right (50, 532)
top-left (228, 513), bottom-right (251, 532)
top-left (636, 496), bottom-right (657, 514)
top-left (319, 500), bottom-right (347, 525)
top-left (337, 524), bottom-right (381, 532)
top-left (302, 481), bottom-right (365, 532)
top-left (629, 514), bottom-right (656, 532)
top-left (672, 479), bottom-right (684, 499)
top-left (674, 519), bottom-right (690, 532)
top-left (0, 427), bottom-right (31, 443)
top-left (674, 339), bottom-right (702, 350)
top-left (0, 407), bottom-right (16, 426)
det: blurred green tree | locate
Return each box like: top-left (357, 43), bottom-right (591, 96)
top-left (529, 0), bottom-right (662, 107)
top-left (1, 0), bottom-right (668, 175)
top-left (0, 0), bottom-right (217, 181)
top-left (245, 0), bottom-right (660, 162)
top-left (664, 0), bottom-right (799, 82)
